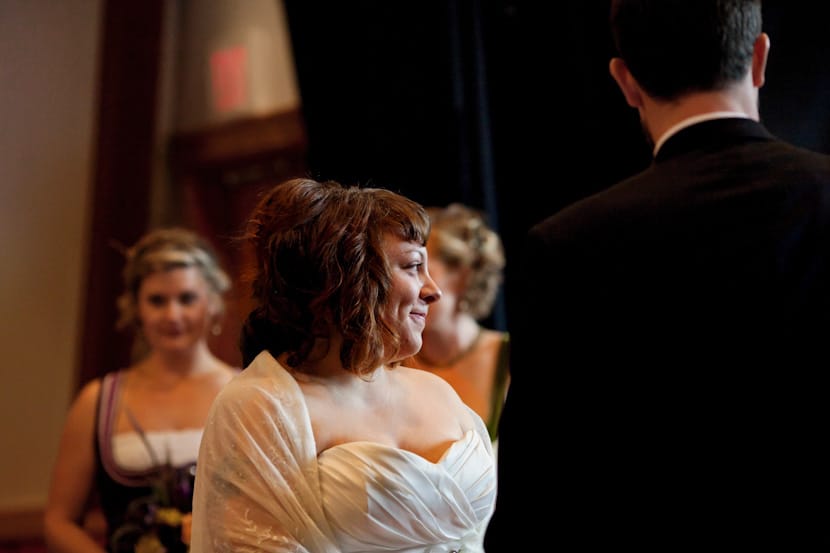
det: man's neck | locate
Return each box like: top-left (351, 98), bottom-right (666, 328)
top-left (644, 85), bottom-right (759, 155)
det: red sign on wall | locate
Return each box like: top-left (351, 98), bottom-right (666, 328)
top-left (210, 45), bottom-right (248, 113)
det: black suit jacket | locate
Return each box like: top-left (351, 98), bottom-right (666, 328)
top-left (486, 118), bottom-right (830, 551)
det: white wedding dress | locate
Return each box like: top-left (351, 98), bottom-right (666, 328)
top-left (191, 351), bottom-right (496, 553)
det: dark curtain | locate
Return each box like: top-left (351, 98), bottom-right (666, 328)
top-left (283, 0), bottom-right (511, 330)
top-left (760, 3), bottom-right (830, 154)
top-left (282, 2), bottom-right (470, 205)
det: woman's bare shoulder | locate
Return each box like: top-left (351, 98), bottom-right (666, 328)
top-left (396, 366), bottom-right (471, 412)
top-left (72, 377), bottom-right (102, 408)
top-left (198, 360), bottom-right (240, 389)
top-left (395, 364), bottom-right (451, 387)
top-left (218, 362), bottom-right (241, 380)
top-left (60, 376), bottom-right (104, 431)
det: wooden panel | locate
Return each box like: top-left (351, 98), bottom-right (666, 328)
top-left (0, 509), bottom-right (42, 542)
top-left (77, 0), bottom-right (164, 387)
top-left (170, 110), bottom-right (306, 169)
top-left (169, 109), bottom-right (308, 367)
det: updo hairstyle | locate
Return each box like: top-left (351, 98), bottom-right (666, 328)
top-left (426, 203), bottom-right (505, 320)
top-left (116, 227), bottom-right (231, 332)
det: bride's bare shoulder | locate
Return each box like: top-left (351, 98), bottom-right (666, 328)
top-left (395, 366), bottom-right (469, 410)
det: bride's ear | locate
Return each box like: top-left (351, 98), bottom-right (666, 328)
top-left (609, 57), bottom-right (644, 108)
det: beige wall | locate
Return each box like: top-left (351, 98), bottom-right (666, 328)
top-left (0, 0), bottom-right (299, 525)
top-left (0, 0), bottom-right (102, 511)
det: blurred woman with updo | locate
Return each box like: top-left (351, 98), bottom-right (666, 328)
top-left (407, 203), bottom-right (509, 442)
top-left (44, 227), bottom-right (238, 553)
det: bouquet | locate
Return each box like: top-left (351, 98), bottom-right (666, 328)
top-left (110, 462), bottom-right (196, 553)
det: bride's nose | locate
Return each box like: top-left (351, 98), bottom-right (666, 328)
top-left (421, 273), bottom-right (442, 304)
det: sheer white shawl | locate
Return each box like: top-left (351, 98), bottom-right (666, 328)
top-left (190, 351), bottom-right (340, 552)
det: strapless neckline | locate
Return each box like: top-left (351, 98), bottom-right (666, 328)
top-left (317, 429), bottom-right (475, 466)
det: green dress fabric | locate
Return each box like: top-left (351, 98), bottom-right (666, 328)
top-left (486, 333), bottom-right (510, 441)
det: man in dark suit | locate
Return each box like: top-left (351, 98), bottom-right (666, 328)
top-left (485, 1), bottom-right (830, 550)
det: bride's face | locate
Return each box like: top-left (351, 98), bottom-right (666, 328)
top-left (379, 234), bottom-right (442, 361)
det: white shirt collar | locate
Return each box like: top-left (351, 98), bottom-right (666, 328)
top-left (653, 111), bottom-right (750, 156)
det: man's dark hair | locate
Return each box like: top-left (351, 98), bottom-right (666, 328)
top-left (610, 0), bottom-right (762, 100)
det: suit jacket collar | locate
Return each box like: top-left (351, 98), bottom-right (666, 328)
top-left (654, 118), bottom-right (776, 163)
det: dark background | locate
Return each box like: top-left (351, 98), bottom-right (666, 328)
top-left (282, 1), bottom-right (830, 333)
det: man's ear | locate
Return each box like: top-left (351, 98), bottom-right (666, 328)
top-left (609, 57), bottom-right (644, 108)
top-left (752, 32), bottom-right (770, 88)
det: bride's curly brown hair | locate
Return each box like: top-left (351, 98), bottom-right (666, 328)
top-left (239, 178), bottom-right (430, 377)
